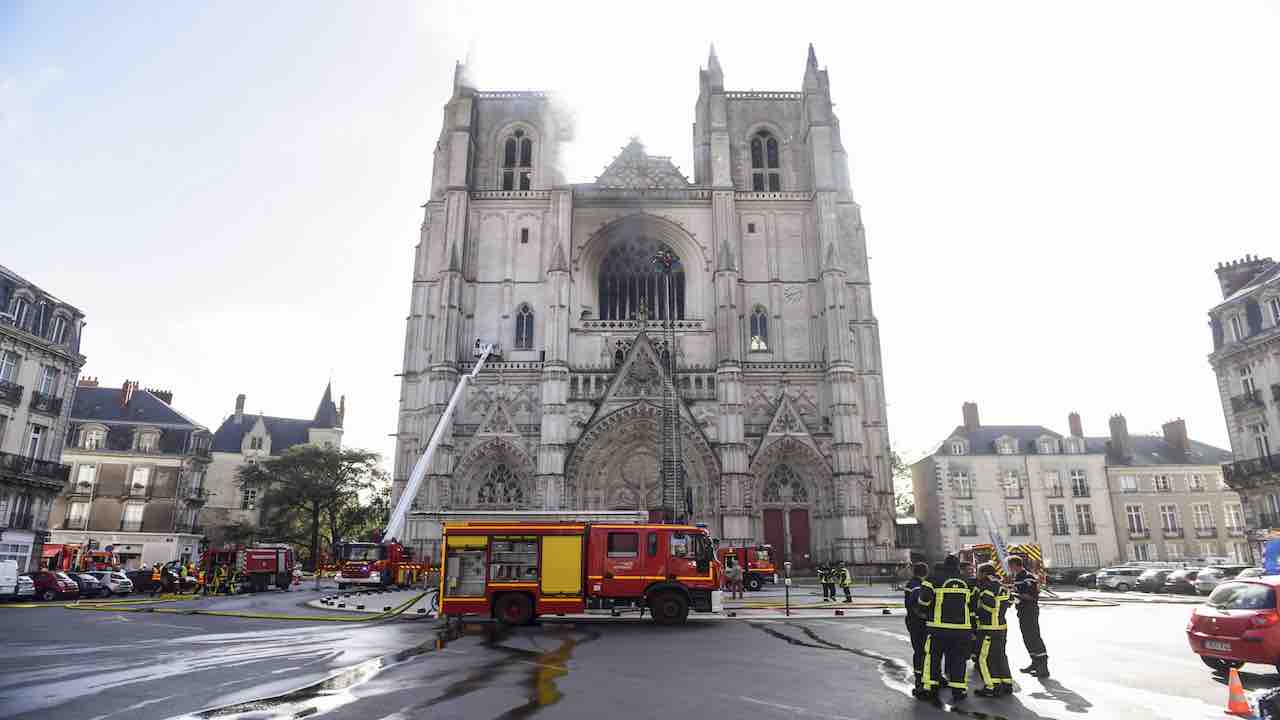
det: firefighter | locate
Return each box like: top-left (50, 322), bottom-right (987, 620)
top-left (838, 560), bottom-right (853, 603)
top-left (195, 567), bottom-right (206, 595)
top-left (914, 554), bottom-right (975, 704)
top-left (149, 564), bottom-right (163, 598)
top-left (973, 563), bottom-right (1013, 697)
top-left (213, 564), bottom-right (227, 595)
top-left (1008, 556), bottom-right (1049, 677)
top-left (903, 561), bottom-right (930, 695)
top-left (815, 564), bottom-right (829, 601)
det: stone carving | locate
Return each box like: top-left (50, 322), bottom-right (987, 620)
top-left (476, 401), bottom-right (519, 436)
top-left (596, 139), bottom-right (691, 189)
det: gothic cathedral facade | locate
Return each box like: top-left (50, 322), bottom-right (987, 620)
top-left (394, 47), bottom-right (896, 569)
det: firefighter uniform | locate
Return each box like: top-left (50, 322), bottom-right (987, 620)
top-left (974, 577), bottom-right (1013, 696)
top-left (903, 576), bottom-right (928, 692)
top-left (838, 563), bottom-right (853, 603)
top-left (149, 566), bottom-right (163, 597)
top-left (818, 564), bottom-right (835, 601)
top-left (1012, 568), bottom-right (1049, 677)
top-left (915, 563), bottom-right (976, 702)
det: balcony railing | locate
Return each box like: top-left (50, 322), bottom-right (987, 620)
top-left (957, 524), bottom-right (978, 536)
top-left (954, 490), bottom-right (974, 500)
top-left (28, 390), bottom-right (63, 416)
top-left (1228, 527), bottom-right (1246, 537)
top-left (1195, 526), bottom-right (1219, 538)
top-left (1072, 487), bottom-right (1091, 498)
top-left (4, 512), bottom-right (34, 530)
top-left (1224, 454), bottom-right (1280, 487)
top-left (60, 518), bottom-right (88, 530)
top-left (1163, 527), bottom-right (1184, 539)
top-left (1231, 389), bottom-right (1266, 413)
top-left (1051, 524), bottom-right (1070, 536)
top-left (1077, 523), bottom-right (1097, 536)
top-left (0, 450), bottom-right (71, 484)
top-left (1008, 524), bottom-right (1030, 536)
top-left (1128, 528), bottom-right (1151, 539)
top-left (0, 380), bottom-right (22, 407)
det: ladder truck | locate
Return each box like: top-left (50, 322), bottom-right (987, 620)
top-left (335, 343), bottom-right (496, 590)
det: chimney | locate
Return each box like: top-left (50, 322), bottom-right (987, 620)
top-left (1216, 255), bottom-right (1276, 299)
top-left (121, 380), bottom-right (137, 407)
top-left (338, 395), bottom-right (346, 428)
top-left (78, 376), bottom-right (99, 388)
top-left (1162, 418), bottom-right (1190, 454)
top-left (962, 402), bottom-right (980, 431)
top-left (235, 393), bottom-right (246, 423)
top-left (1108, 414), bottom-right (1131, 462)
top-left (1068, 411), bottom-right (1083, 438)
top-left (145, 387), bottom-right (174, 405)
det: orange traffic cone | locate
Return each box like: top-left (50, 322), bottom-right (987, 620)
top-left (1226, 667), bottom-right (1251, 717)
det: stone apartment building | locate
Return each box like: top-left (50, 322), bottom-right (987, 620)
top-left (912, 404), bottom-right (1121, 570)
top-left (201, 385), bottom-right (344, 544)
top-left (1099, 416), bottom-right (1243, 564)
top-left (48, 380), bottom-right (213, 569)
top-left (394, 47), bottom-right (896, 570)
top-left (1208, 255), bottom-right (1280, 552)
top-left (0, 265), bottom-right (86, 571)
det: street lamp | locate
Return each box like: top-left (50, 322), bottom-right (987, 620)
top-left (783, 560), bottom-right (792, 616)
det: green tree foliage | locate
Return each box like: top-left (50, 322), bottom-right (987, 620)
top-left (236, 446), bottom-right (385, 570)
top-left (891, 451), bottom-right (915, 517)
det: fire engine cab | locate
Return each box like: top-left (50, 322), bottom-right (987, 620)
top-left (717, 544), bottom-right (777, 591)
top-left (441, 521), bottom-right (722, 625)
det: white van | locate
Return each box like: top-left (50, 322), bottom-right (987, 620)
top-left (0, 559), bottom-right (17, 599)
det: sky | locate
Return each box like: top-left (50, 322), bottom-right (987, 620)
top-left (3, 1), bottom-right (1279, 468)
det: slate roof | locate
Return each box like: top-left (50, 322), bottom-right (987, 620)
top-left (211, 414), bottom-right (314, 455)
top-left (937, 425), bottom-right (1067, 456)
top-left (1085, 435), bottom-right (1233, 467)
top-left (71, 387), bottom-right (203, 429)
top-left (313, 382), bottom-right (339, 429)
top-left (594, 139), bottom-right (691, 189)
top-left (1217, 260), bottom-right (1280, 309)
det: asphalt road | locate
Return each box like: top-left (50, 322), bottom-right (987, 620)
top-left (0, 590), bottom-right (1270, 720)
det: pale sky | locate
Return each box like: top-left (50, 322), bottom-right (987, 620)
top-left (4, 1), bottom-right (1278, 466)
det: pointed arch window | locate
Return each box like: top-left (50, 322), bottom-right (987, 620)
top-left (475, 464), bottom-right (524, 506)
top-left (750, 131), bottom-right (781, 192)
top-left (501, 128), bottom-right (533, 191)
top-left (514, 304), bottom-right (534, 350)
top-left (597, 236), bottom-right (685, 321)
top-left (750, 305), bottom-right (769, 352)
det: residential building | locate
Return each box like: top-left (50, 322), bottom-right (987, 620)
top-left (48, 379), bottom-right (212, 569)
top-left (0, 265), bottom-right (85, 571)
top-left (202, 385), bottom-right (344, 543)
top-left (394, 47), bottom-right (895, 569)
top-left (1098, 415), bottom-right (1242, 564)
top-left (1209, 255), bottom-right (1280, 555)
top-left (911, 404), bottom-right (1120, 570)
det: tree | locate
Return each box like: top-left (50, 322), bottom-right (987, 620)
top-left (891, 451), bottom-right (915, 518)
top-left (236, 446), bottom-right (384, 571)
top-left (324, 481), bottom-right (391, 555)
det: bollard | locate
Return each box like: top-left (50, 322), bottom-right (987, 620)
top-left (357, 604), bottom-right (365, 610)
top-left (338, 603), bottom-right (346, 608)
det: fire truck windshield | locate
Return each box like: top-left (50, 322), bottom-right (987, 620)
top-left (341, 544), bottom-right (384, 562)
top-left (756, 548), bottom-right (770, 563)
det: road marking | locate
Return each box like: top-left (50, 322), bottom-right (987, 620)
top-left (735, 695), bottom-right (862, 720)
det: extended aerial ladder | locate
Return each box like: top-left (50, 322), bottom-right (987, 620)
top-left (382, 344), bottom-right (495, 542)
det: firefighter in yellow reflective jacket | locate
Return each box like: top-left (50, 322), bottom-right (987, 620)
top-left (973, 562), bottom-right (1014, 697)
top-left (913, 554), bottom-right (976, 703)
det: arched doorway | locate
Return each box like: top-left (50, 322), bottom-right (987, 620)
top-left (751, 436), bottom-right (833, 570)
top-left (450, 438), bottom-right (536, 510)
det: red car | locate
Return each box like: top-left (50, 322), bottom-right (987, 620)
top-left (24, 571), bottom-right (81, 602)
top-left (1187, 577), bottom-right (1280, 673)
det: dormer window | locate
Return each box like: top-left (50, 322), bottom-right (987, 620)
top-left (49, 315), bottom-right (69, 344)
top-left (995, 437), bottom-right (1018, 455)
top-left (1038, 438), bottom-right (1059, 455)
top-left (501, 129), bottom-right (533, 191)
top-left (950, 440), bottom-right (967, 455)
top-left (1063, 437), bottom-right (1084, 454)
top-left (137, 430), bottom-right (159, 452)
top-left (1230, 314), bottom-right (1245, 342)
top-left (82, 428), bottom-right (105, 450)
top-left (7, 296), bottom-right (29, 327)
top-left (249, 436), bottom-right (264, 451)
top-left (750, 131), bottom-right (781, 191)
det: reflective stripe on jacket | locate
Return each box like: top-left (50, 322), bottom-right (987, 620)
top-left (920, 576), bottom-right (974, 630)
top-left (976, 580), bottom-right (1011, 630)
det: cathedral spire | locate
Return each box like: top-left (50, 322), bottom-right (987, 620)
top-left (804, 43), bottom-right (820, 90)
top-left (448, 242), bottom-right (461, 272)
top-left (705, 43), bottom-right (724, 91)
top-left (548, 241), bottom-right (568, 272)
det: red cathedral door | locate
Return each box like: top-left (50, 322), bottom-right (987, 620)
top-left (789, 509), bottom-right (811, 571)
top-left (763, 509), bottom-right (785, 564)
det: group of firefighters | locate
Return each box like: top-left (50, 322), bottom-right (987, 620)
top-left (145, 562), bottom-right (242, 597)
top-left (817, 561), bottom-right (855, 603)
top-left (902, 552), bottom-right (1049, 704)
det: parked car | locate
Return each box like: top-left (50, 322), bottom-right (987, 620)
top-left (88, 571), bottom-right (134, 596)
top-left (0, 559), bottom-right (16, 599)
top-left (1097, 567), bottom-right (1146, 592)
top-left (1045, 568), bottom-right (1087, 586)
top-left (1187, 577), bottom-right (1280, 673)
top-left (14, 574), bottom-right (34, 601)
top-left (1164, 568), bottom-right (1202, 594)
top-left (25, 571), bottom-right (80, 601)
top-left (1237, 568), bottom-right (1266, 580)
top-left (1195, 566), bottom-right (1253, 595)
top-left (70, 572), bottom-right (109, 598)
top-left (125, 569), bottom-right (156, 593)
top-left (1136, 569), bottom-right (1172, 593)
top-left (1076, 572), bottom-right (1097, 588)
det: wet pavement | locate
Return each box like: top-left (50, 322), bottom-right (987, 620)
top-left (0, 591), bottom-right (1265, 719)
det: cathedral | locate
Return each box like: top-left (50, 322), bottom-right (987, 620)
top-left (393, 46), bottom-right (897, 570)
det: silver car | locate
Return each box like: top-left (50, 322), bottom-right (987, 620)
top-left (14, 574), bottom-right (34, 601)
top-left (89, 571), bottom-right (134, 596)
top-left (1192, 565), bottom-right (1251, 595)
top-left (1096, 566), bottom-right (1146, 591)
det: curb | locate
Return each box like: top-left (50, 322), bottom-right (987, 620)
top-left (64, 591), bottom-right (429, 622)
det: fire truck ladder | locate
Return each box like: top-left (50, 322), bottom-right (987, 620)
top-left (383, 344), bottom-right (494, 542)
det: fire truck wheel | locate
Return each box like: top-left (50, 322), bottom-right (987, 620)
top-left (494, 593), bottom-right (534, 626)
top-left (745, 575), bottom-right (763, 592)
top-left (649, 591), bottom-right (689, 625)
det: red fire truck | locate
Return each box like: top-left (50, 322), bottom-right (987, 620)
top-left (202, 543), bottom-right (295, 592)
top-left (333, 538), bottom-right (423, 590)
top-left (440, 521), bottom-right (723, 625)
top-left (717, 544), bottom-right (777, 591)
